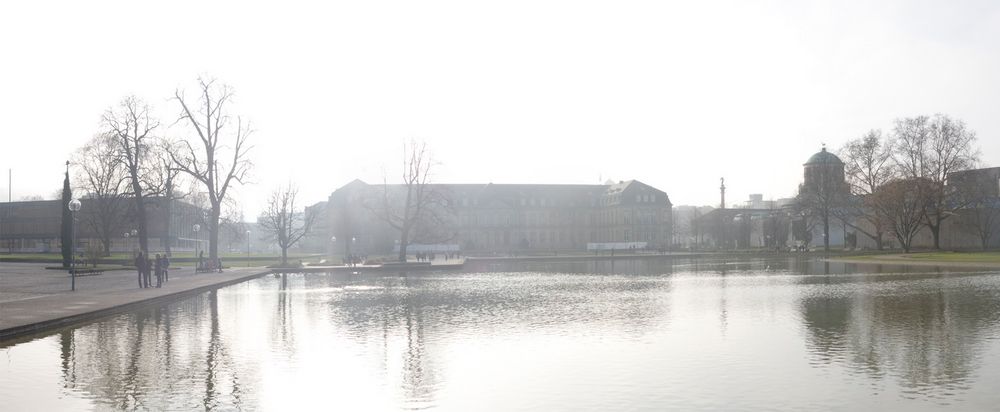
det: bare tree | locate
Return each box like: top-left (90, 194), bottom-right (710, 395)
top-left (369, 140), bottom-right (452, 261)
top-left (872, 178), bottom-right (931, 253)
top-left (150, 141), bottom-right (187, 256)
top-left (103, 96), bottom-right (160, 255)
top-left (73, 133), bottom-right (129, 256)
top-left (838, 130), bottom-right (895, 249)
top-left (259, 184), bottom-right (315, 265)
top-left (220, 208), bottom-right (247, 252)
top-left (892, 114), bottom-right (979, 249)
top-left (170, 77), bottom-right (253, 261)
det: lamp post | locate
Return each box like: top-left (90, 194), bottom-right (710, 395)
top-left (123, 231), bottom-right (130, 257)
top-left (193, 224), bottom-right (201, 269)
top-left (246, 230), bottom-right (251, 267)
top-left (129, 229), bottom-right (137, 258)
top-left (68, 198), bottom-right (81, 291)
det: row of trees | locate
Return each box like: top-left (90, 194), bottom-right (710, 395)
top-left (806, 114), bottom-right (992, 252)
top-left (67, 77), bottom-right (252, 264)
top-left (70, 81), bottom-right (442, 266)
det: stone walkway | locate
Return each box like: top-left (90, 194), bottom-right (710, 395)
top-left (0, 262), bottom-right (269, 341)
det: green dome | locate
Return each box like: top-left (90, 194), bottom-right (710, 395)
top-left (806, 147), bottom-right (843, 165)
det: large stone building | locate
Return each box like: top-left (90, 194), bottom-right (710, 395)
top-left (322, 179), bottom-right (673, 255)
top-left (0, 197), bottom-right (204, 254)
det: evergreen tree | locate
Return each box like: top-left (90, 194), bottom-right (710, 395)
top-left (61, 162), bottom-right (73, 268)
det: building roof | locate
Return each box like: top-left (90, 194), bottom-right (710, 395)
top-left (805, 147), bottom-right (843, 165)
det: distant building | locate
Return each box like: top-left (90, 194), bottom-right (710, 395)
top-left (794, 147), bottom-right (851, 248)
top-left (0, 197), bottom-right (204, 254)
top-left (322, 179), bottom-right (673, 255)
top-left (695, 201), bottom-right (789, 249)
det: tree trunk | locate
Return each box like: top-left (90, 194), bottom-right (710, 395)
top-left (398, 224), bottom-right (410, 262)
top-left (281, 246), bottom-right (288, 265)
top-left (823, 214), bottom-right (830, 251)
top-left (101, 236), bottom-right (112, 257)
top-left (930, 223), bottom-right (941, 250)
top-left (164, 198), bottom-right (173, 256)
top-left (133, 192), bottom-right (149, 255)
top-left (209, 204), bottom-right (221, 260)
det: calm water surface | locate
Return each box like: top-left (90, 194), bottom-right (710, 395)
top-left (3, 257), bottom-right (1000, 411)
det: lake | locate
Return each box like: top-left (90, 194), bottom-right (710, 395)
top-left (3, 257), bottom-right (1000, 411)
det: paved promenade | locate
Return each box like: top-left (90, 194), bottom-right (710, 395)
top-left (0, 262), bottom-right (269, 341)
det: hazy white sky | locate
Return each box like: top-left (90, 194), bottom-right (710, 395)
top-left (2, 0), bottom-right (998, 218)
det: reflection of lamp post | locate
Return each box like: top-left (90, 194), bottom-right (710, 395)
top-left (246, 230), bottom-right (251, 267)
top-left (68, 198), bottom-right (81, 291)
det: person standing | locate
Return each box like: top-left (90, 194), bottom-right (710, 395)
top-left (154, 254), bottom-right (163, 288)
top-left (135, 252), bottom-right (146, 288)
top-left (162, 255), bottom-right (170, 283)
top-left (143, 254), bottom-right (153, 288)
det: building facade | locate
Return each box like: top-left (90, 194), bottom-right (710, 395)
top-left (0, 197), bottom-right (204, 254)
top-left (322, 179), bottom-right (673, 255)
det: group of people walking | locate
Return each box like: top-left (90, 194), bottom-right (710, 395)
top-left (134, 252), bottom-right (169, 288)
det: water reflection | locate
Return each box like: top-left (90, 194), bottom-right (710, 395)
top-left (801, 281), bottom-right (1000, 399)
top-left (3, 258), bottom-right (1000, 410)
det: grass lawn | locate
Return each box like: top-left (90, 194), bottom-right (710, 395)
top-left (840, 251), bottom-right (1000, 263)
top-left (899, 251), bottom-right (1000, 262)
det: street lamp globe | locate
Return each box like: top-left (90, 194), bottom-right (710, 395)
top-left (68, 198), bottom-right (82, 212)
top-left (193, 224), bottom-right (200, 233)
top-left (331, 236), bottom-right (337, 242)
top-left (130, 229), bottom-right (138, 237)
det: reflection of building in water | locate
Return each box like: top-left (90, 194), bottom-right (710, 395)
top-left (800, 283), bottom-right (999, 394)
top-left (315, 179), bottom-right (672, 254)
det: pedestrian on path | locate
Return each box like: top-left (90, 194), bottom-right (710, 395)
top-left (143, 255), bottom-right (153, 288)
top-left (135, 252), bottom-right (146, 288)
top-left (163, 255), bottom-right (170, 283)
top-left (154, 254), bottom-right (163, 288)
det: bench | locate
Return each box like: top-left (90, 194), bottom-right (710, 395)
top-left (70, 269), bottom-right (104, 277)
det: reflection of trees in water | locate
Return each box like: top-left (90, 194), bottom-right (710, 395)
top-left (56, 290), bottom-right (246, 410)
top-left (801, 284), bottom-right (1000, 397)
top-left (324, 271), bottom-right (673, 408)
top-left (271, 273), bottom-right (296, 354)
